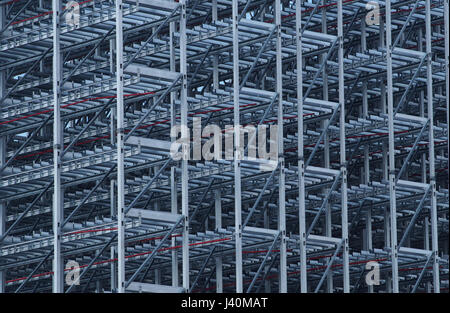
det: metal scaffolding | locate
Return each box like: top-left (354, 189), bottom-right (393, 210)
top-left (0, 0), bottom-right (448, 293)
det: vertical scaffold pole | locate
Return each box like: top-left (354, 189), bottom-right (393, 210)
top-left (275, 0), bottom-right (287, 293)
top-left (52, 0), bottom-right (63, 293)
top-left (212, 0), bottom-right (219, 92)
top-left (426, 0), bottom-right (440, 293)
top-left (180, 0), bottom-right (190, 292)
top-left (321, 0), bottom-right (332, 293)
top-left (296, 0), bottom-right (307, 293)
top-left (215, 190), bottom-right (223, 292)
top-left (169, 19), bottom-right (179, 288)
top-left (116, 0), bottom-right (125, 294)
top-left (232, 0), bottom-right (243, 293)
top-left (337, 0), bottom-right (349, 293)
top-left (212, 0), bottom-right (222, 293)
top-left (385, 0), bottom-right (399, 293)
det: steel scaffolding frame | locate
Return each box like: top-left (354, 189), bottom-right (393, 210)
top-left (0, 0), bottom-right (448, 293)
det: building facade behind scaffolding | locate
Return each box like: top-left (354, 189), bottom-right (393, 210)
top-left (0, 0), bottom-right (448, 293)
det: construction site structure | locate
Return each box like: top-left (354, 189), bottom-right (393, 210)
top-left (0, 0), bottom-right (448, 293)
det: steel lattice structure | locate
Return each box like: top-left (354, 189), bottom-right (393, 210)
top-left (0, 0), bottom-right (448, 293)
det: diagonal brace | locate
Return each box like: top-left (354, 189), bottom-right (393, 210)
top-left (398, 185), bottom-right (431, 250)
top-left (189, 246), bottom-right (217, 293)
top-left (396, 119), bottom-right (429, 182)
top-left (246, 231), bottom-right (281, 293)
top-left (125, 215), bottom-right (184, 288)
top-left (411, 253), bottom-right (433, 293)
top-left (314, 239), bottom-right (344, 293)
